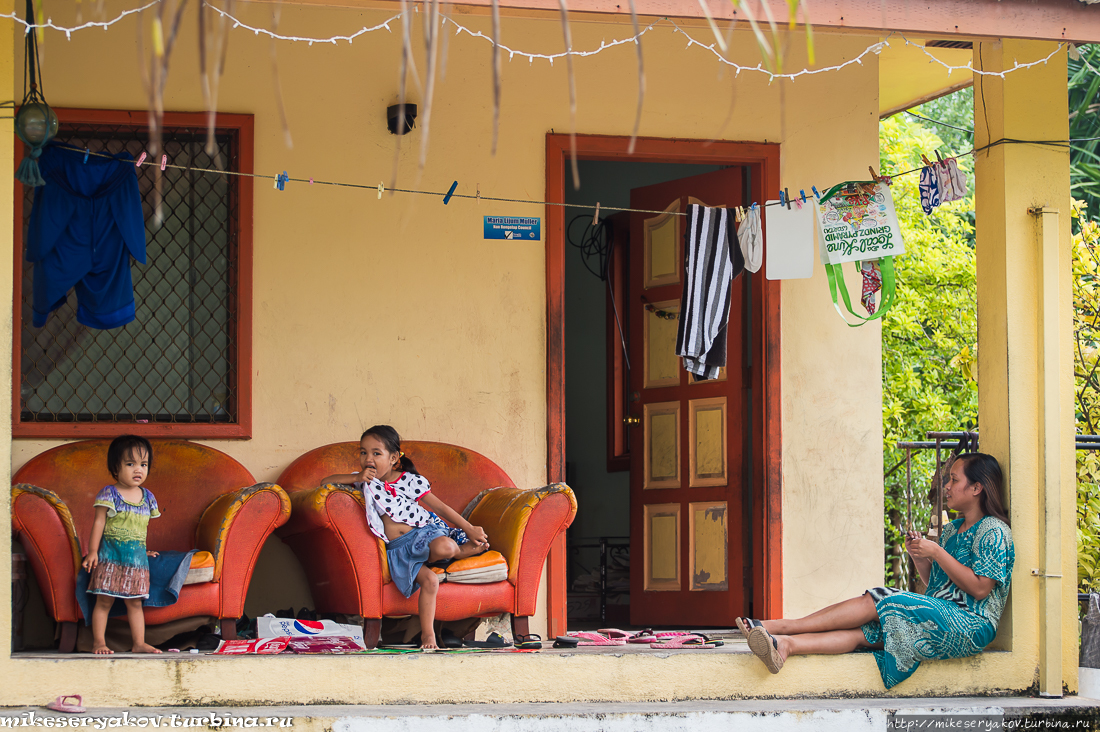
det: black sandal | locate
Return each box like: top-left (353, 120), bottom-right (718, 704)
top-left (552, 635), bottom-right (580, 648)
top-left (515, 633), bottom-right (542, 649)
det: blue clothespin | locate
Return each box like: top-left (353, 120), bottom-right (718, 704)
top-left (443, 180), bottom-right (458, 205)
top-left (751, 202), bottom-right (758, 211)
top-left (778, 190), bottom-right (786, 207)
top-left (276, 171), bottom-right (289, 191)
top-left (83, 148), bottom-right (90, 164)
top-left (800, 189), bottom-right (807, 203)
top-left (812, 185), bottom-right (821, 199)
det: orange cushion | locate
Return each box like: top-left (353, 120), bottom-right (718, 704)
top-left (184, 550), bottom-right (216, 585)
top-left (430, 551), bottom-right (508, 584)
top-left (190, 551), bottom-right (214, 569)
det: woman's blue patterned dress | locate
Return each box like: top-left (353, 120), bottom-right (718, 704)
top-left (861, 515), bottom-right (1014, 689)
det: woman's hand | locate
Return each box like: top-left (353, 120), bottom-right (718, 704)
top-left (467, 525), bottom-right (489, 548)
top-left (82, 552), bottom-right (98, 572)
top-left (905, 533), bottom-right (941, 561)
top-left (147, 550), bottom-right (159, 557)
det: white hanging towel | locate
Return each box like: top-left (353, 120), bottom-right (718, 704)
top-left (675, 205), bottom-right (745, 380)
top-left (764, 200), bottom-right (816, 280)
top-left (738, 205), bottom-right (763, 273)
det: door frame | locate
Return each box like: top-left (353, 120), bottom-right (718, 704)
top-left (544, 133), bottom-right (783, 632)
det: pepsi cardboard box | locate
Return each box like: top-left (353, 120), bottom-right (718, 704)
top-left (256, 615), bottom-right (365, 648)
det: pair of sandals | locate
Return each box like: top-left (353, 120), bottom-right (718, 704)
top-left (735, 617), bottom-right (784, 673)
top-left (552, 629), bottom-right (722, 649)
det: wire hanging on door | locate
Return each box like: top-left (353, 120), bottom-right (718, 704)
top-left (567, 213), bottom-right (630, 371)
top-left (567, 214), bottom-right (612, 280)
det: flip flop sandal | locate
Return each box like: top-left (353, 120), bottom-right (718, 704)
top-left (735, 617), bottom-right (765, 637)
top-left (378, 642), bottom-right (420, 649)
top-left (553, 635), bottom-right (579, 648)
top-left (463, 632), bottom-right (512, 649)
top-left (649, 634), bottom-right (723, 649)
top-left (597, 628), bottom-right (632, 639)
top-left (566, 631), bottom-right (627, 646)
top-left (46, 696), bottom-right (85, 714)
top-left (626, 628), bottom-right (658, 644)
top-left (746, 626), bottom-right (785, 674)
top-left (515, 634), bottom-right (543, 650)
top-left (653, 631), bottom-right (693, 638)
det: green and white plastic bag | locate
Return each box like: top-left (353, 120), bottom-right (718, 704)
top-left (816, 180), bottom-right (905, 326)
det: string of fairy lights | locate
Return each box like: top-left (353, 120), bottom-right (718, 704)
top-left (1, 0), bottom-right (1085, 216)
top-left (0, 0), bottom-right (1071, 84)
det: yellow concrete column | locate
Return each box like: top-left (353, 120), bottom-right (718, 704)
top-left (974, 39), bottom-right (1076, 696)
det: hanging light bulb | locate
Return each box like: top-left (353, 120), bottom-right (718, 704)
top-left (14, 0), bottom-right (58, 187)
top-left (15, 100), bottom-right (58, 147)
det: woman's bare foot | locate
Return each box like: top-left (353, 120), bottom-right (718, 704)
top-left (773, 634), bottom-right (792, 664)
top-left (420, 634), bottom-right (439, 650)
top-left (92, 644), bottom-right (113, 655)
top-left (132, 643), bottom-right (162, 654)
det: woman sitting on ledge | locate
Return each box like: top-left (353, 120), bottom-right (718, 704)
top-left (737, 452), bottom-right (1014, 689)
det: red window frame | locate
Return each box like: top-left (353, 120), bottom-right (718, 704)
top-left (11, 108), bottom-right (254, 439)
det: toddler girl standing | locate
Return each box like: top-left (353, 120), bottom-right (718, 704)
top-left (322, 425), bottom-right (489, 649)
top-left (82, 435), bottom-right (162, 654)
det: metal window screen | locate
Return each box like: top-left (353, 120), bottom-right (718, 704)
top-left (19, 124), bottom-right (240, 424)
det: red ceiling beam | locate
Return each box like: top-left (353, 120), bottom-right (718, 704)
top-left (367, 0), bottom-right (1100, 43)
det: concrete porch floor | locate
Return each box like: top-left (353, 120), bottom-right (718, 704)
top-left (2, 697), bottom-right (1100, 731)
top-left (13, 629), bottom-right (753, 658)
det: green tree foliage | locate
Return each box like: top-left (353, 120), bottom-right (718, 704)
top-left (1073, 199), bottom-right (1100, 591)
top-left (879, 113), bottom-right (978, 585)
top-left (1069, 46), bottom-right (1100, 214)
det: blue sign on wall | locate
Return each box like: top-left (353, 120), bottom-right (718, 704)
top-left (484, 216), bottom-right (541, 241)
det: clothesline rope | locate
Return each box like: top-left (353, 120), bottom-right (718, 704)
top-left (46, 136), bottom-right (1083, 218)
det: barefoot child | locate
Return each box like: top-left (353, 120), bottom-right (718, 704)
top-left (82, 435), bottom-right (162, 654)
top-left (322, 425), bottom-right (490, 649)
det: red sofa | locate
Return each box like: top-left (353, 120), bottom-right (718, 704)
top-left (276, 441), bottom-right (576, 647)
top-left (11, 439), bottom-right (291, 651)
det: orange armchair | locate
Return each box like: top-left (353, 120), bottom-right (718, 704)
top-left (11, 440), bottom-right (291, 652)
top-left (276, 441), bottom-right (576, 647)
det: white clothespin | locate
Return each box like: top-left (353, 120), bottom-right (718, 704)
top-left (593, 202), bottom-right (601, 227)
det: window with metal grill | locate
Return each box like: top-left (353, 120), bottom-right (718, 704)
top-left (12, 109), bottom-right (254, 438)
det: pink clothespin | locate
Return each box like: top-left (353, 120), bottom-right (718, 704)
top-left (309, 177), bottom-right (314, 185)
top-left (160, 155), bottom-right (167, 171)
top-left (135, 152), bottom-right (146, 168)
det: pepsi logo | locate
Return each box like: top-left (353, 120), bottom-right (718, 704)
top-left (292, 620), bottom-right (325, 634)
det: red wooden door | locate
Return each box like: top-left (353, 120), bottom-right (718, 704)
top-left (628, 168), bottom-right (747, 627)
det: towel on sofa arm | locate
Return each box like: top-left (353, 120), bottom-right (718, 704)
top-left (75, 549), bottom-right (197, 622)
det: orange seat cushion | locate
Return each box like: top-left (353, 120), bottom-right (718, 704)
top-left (430, 550), bottom-right (508, 584)
top-left (190, 551), bottom-right (214, 569)
top-left (184, 550), bottom-right (216, 585)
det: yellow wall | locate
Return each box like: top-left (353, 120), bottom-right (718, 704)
top-left (0, 2), bottom-right (1055, 705)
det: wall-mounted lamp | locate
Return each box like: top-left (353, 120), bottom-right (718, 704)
top-left (387, 104), bottom-right (418, 135)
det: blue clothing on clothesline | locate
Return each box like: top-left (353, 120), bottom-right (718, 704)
top-left (75, 549), bottom-right (196, 622)
top-left (26, 142), bottom-right (146, 329)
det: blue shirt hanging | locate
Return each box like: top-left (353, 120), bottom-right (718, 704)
top-left (26, 142), bottom-right (146, 329)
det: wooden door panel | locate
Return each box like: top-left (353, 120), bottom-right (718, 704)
top-left (629, 167), bottom-right (747, 627)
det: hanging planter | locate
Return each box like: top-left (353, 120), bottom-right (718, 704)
top-left (15, 0), bottom-right (58, 187)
